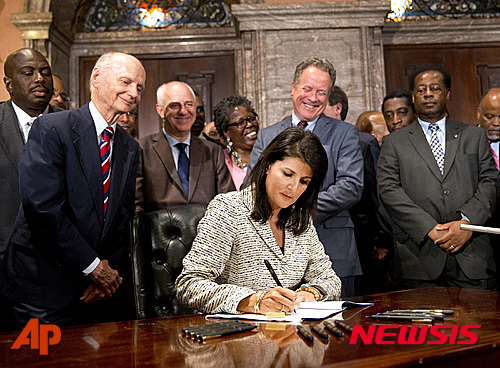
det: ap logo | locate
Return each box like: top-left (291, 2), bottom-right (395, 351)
top-left (11, 318), bottom-right (61, 355)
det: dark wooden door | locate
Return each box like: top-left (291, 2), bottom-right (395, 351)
top-left (384, 43), bottom-right (500, 125)
top-left (79, 53), bottom-right (235, 138)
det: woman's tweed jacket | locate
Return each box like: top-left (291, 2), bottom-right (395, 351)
top-left (176, 187), bottom-right (341, 314)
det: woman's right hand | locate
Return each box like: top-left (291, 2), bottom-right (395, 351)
top-left (258, 287), bottom-right (296, 314)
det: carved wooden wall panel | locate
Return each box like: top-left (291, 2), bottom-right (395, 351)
top-left (79, 53), bottom-right (235, 138)
top-left (384, 43), bottom-right (500, 125)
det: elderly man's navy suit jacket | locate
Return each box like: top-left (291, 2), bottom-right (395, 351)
top-left (2, 103), bottom-right (140, 309)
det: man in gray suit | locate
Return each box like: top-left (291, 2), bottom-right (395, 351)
top-left (248, 57), bottom-right (364, 297)
top-left (378, 66), bottom-right (498, 289)
top-left (0, 48), bottom-right (58, 267)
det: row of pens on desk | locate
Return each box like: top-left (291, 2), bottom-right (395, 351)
top-left (182, 309), bottom-right (455, 343)
top-left (298, 309), bottom-right (455, 341)
top-left (181, 320), bottom-right (353, 342)
top-left (367, 309), bottom-right (455, 323)
top-left (297, 320), bottom-right (351, 341)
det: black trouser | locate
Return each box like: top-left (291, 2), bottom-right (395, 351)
top-left (399, 254), bottom-right (496, 290)
top-left (11, 297), bottom-right (115, 330)
top-left (340, 275), bottom-right (361, 298)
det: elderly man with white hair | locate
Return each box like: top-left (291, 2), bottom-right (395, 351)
top-left (2, 52), bottom-right (145, 328)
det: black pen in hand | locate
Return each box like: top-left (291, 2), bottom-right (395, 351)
top-left (264, 260), bottom-right (297, 313)
top-left (264, 260), bottom-right (283, 287)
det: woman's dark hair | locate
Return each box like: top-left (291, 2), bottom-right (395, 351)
top-left (213, 95), bottom-right (257, 138)
top-left (248, 127), bottom-right (328, 236)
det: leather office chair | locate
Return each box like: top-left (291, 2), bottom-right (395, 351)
top-left (131, 204), bottom-right (207, 319)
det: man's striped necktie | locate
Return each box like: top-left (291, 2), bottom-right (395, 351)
top-left (101, 126), bottom-right (114, 215)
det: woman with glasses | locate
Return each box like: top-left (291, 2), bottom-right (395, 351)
top-left (213, 96), bottom-right (260, 190)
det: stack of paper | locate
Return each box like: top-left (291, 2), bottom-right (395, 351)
top-left (207, 301), bottom-right (373, 323)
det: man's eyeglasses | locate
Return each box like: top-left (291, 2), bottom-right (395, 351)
top-left (226, 115), bottom-right (258, 129)
top-left (53, 92), bottom-right (71, 102)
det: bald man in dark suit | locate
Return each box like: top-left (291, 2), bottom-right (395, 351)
top-left (0, 48), bottom-right (62, 331)
top-left (0, 48), bottom-right (60, 269)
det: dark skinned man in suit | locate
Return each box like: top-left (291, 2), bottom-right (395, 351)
top-left (378, 67), bottom-right (497, 290)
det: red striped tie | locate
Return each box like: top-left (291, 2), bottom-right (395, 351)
top-left (101, 126), bottom-right (114, 215)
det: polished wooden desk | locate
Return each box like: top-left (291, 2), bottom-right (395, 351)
top-left (1, 287), bottom-right (500, 367)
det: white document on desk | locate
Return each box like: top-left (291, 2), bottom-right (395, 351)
top-left (207, 301), bottom-right (372, 323)
top-left (299, 301), bottom-right (373, 311)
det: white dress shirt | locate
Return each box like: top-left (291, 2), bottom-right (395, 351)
top-left (490, 140), bottom-right (499, 160)
top-left (11, 101), bottom-right (49, 143)
top-left (82, 101), bottom-right (118, 276)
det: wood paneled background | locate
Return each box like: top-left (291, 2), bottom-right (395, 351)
top-left (384, 43), bottom-right (500, 125)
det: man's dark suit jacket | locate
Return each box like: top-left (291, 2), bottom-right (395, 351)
top-left (248, 114), bottom-right (364, 278)
top-left (0, 100), bottom-right (60, 266)
top-left (378, 119), bottom-right (498, 281)
top-left (349, 132), bottom-right (393, 294)
top-left (135, 132), bottom-right (235, 213)
top-left (350, 132), bottom-right (392, 252)
top-left (1, 103), bottom-right (140, 309)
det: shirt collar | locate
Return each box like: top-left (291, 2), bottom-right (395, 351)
top-left (89, 101), bottom-right (117, 140)
top-left (418, 116), bottom-right (447, 132)
top-left (291, 112), bottom-right (320, 127)
top-left (11, 101), bottom-right (48, 127)
top-left (163, 128), bottom-right (191, 148)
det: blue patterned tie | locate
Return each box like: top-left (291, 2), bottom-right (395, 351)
top-left (429, 123), bottom-right (444, 174)
top-left (176, 143), bottom-right (189, 198)
top-left (100, 126), bottom-right (114, 215)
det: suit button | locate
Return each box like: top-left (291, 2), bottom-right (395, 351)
top-left (443, 190), bottom-right (450, 195)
